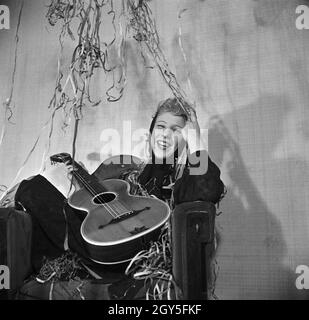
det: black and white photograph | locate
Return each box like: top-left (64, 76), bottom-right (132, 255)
top-left (0, 0), bottom-right (309, 308)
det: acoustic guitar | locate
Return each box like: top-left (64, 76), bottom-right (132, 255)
top-left (50, 153), bottom-right (170, 265)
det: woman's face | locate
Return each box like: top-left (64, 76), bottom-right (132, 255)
top-left (150, 111), bottom-right (186, 161)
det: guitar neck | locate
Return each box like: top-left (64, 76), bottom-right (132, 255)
top-left (71, 161), bottom-right (107, 194)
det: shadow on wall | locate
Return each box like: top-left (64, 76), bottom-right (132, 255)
top-left (209, 94), bottom-right (309, 300)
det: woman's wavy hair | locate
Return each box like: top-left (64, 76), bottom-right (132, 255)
top-left (149, 98), bottom-right (189, 134)
top-left (147, 98), bottom-right (190, 180)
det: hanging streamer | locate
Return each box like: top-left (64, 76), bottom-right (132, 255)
top-left (177, 7), bottom-right (195, 103)
top-left (0, 0), bottom-right (24, 150)
top-left (2, 0), bottom-right (199, 298)
top-left (126, 0), bottom-right (193, 118)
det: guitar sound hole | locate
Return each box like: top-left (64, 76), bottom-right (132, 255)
top-left (93, 192), bottom-right (116, 204)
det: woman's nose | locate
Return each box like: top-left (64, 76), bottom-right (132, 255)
top-left (162, 128), bottom-right (172, 137)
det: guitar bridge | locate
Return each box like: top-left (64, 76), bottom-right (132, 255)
top-left (98, 206), bottom-right (152, 230)
top-left (108, 206), bottom-right (151, 224)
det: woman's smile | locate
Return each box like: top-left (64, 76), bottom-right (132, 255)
top-left (150, 112), bottom-right (186, 160)
top-left (156, 139), bottom-right (172, 150)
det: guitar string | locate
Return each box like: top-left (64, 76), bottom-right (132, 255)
top-left (72, 169), bottom-right (133, 218)
top-left (53, 157), bottom-right (131, 218)
top-left (75, 171), bottom-right (137, 218)
top-left (73, 171), bottom-right (125, 219)
top-left (72, 170), bottom-right (120, 218)
top-left (111, 197), bottom-right (129, 212)
top-left (72, 170), bottom-right (122, 218)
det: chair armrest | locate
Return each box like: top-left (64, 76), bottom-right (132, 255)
top-left (171, 201), bottom-right (216, 300)
top-left (0, 207), bottom-right (33, 299)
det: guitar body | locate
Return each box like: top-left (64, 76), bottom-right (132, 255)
top-left (50, 153), bottom-right (171, 265)
top-left (69, 178), bottom-right (170, 265)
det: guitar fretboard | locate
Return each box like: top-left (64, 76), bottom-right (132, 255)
top-left (72, 162), bottom-right (107, 195)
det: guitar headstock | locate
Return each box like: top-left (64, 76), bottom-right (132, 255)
top-left (50, 152), bottom-right (72, 165)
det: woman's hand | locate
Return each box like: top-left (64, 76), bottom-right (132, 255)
top-left (181, 107), bottom-right (206, 154)
top-left (64, 161), bottom-right (88, 190)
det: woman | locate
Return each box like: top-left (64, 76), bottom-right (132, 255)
top-left (136, 97), bottom-right (224, 207)
top-left (14, 98), bottom-right (225, 294)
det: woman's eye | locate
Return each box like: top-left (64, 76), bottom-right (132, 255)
top-left (156, 125), bottom-right (165, 129)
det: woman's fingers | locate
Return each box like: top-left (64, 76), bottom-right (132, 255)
top-left (64, 161), bottom-right (75, 175)
top-left (188, 107), bottom-right (197, 122)
top-left (64, 160), bottom-right (88, 175)
top-left (66, 165), bottom-right (73, 172)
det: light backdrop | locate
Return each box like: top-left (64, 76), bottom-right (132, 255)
top-left (0, 0), bottom-right (309, 299)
